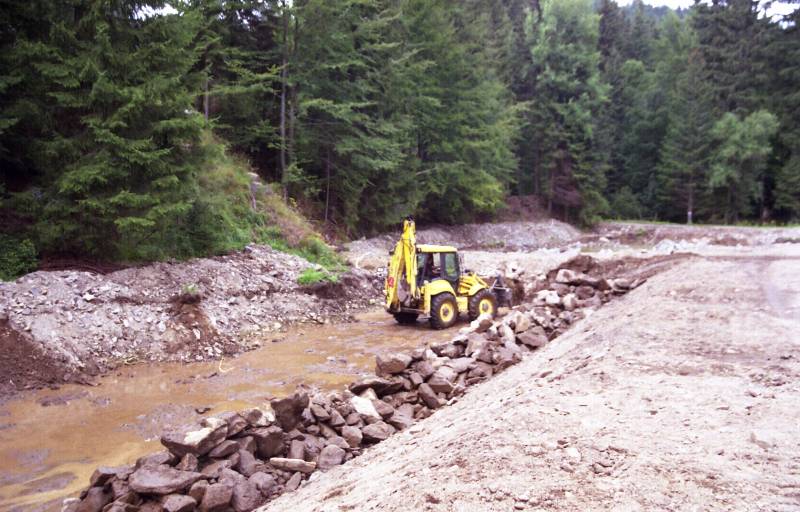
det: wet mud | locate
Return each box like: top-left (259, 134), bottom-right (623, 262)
top-left (0, 309), bottom-right (451, 511)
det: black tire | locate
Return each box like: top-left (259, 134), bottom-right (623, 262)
top-left (430, 293), bottom-right (458, 330)
top-left (393, 312), bottom-right (419, 325)
top-left (468, 288), bottom-right (497, 321)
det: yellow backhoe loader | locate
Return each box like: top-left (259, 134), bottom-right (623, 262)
top-left (384, 217), bottom-right (509, 329)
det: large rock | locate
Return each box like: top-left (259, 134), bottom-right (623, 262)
top-left (493, 346), bottom-right (522, 370)
top-left (348, 376), bottom-right (394, 396)
top-left (161, 494), bottom-right (196, 512)
top-left (88, 466), bottom-right (128, 488)
top-left (444, 357), bottom-right (475, 374)
top-left (511, 311), bottom-right (532, 333)
top-left (215, 412), bottom-right (248, 437)
top-left (309, 403), bottom-right (331, 422)
top-left (517, 326), bottom-right (548, 348)
top-left (329, 409), bottom-right (346, 427)
top-left (350, 395), bottom-right (381, 420)
top-left (270, 391), bottom-right (309, 431)
top-left (288, 439), bottom-right (305, 460)
top-left (498, 323), bottom-right (516, 344)
top-left (469, 314), bottom-right (493, 333)
top-left (431, 342), bottom-right (463, 358)
top-left (209, 440), bottom-right (239, 458)
top-left (465, 333), bottom-right (493, 362)
top-left (341, 425), bottom-right (363, 448)
top-left (387, 410), bottom-right (414, 431)
top-left (248, 472), bottom-right (276, 497)
top-left (556, 268), bottom-right (607, 289)
top-left (361, 421), bottom-right (395, 443)
top-left (201, 457), bottom-right (236, 479)
top-left (251, 426), bottom-right (286, 459)
top-left (128, 465), bottom-right (204, 495)
top-left (562, 293), bottom-right (578, 311)
top-left (269, 457), bottom-right (316, 473)
top-left (375, 352), bottom-right (412, 376)
top-left (231, 479), bottom-right (263, 512)
top-left (536, 290), bottom-right (561, 307)
top-left (413, 360), bottom-right (436, 379)
top-left (135, 451), bottom-right (176, 469)
top-left (235, 449), bottom-right (260, 478)
top-left (317, 445), bottom-right (346, 470)
top-left (188, 480), bottom-right (208, 504)
top-left (371, 399), bottom-right (395, 419)
top-left (240, 407), bottom-right (269, 427)
top-left (76, 486), bottom-right (113, 512)
top-left (161, 418), bottom-right (228, 458)
top-left (176, 453), bottom-right (199, 473)
top-left (200, 483), bottom-right (233, 512)
top-left (575, 285), bottom-right (595, 299)
top-left (427, 371), bottom-right (455, 395)
top-left (555, 268), bottom-right (579, 284)
top-left (418, 383), bottom-right (440, 409)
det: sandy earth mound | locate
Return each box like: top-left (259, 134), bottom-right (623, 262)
top-left (261, 253), bottom-right (800, 511)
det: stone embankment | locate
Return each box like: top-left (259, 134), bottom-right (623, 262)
top-left (64, 256), bottom-right (644, 512)
top-left (0, 245), bottom-right (380, 396)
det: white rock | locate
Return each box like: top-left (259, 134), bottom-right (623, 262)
top-left (350, 396), bottom-right (381, 420)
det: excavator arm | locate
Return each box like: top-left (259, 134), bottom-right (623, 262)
top-left (385, 217), bottom-right (418, 310)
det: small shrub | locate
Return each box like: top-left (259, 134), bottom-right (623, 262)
top-left (0, 236), bottom-right (38, 280)
top-left (297, 267), bottom-right (339, 286)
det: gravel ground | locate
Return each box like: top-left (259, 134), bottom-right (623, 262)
top-left (262, 247), bottom-right (800, 511)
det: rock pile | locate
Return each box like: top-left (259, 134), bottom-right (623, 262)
top-left (0, 245), bottom-right (381, 392)
top-left (66, 258), bottom-right (638, 512)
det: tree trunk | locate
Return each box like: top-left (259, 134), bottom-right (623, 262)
top-left (203, 77), bottom-right (209, 122)
top-left (686, 177), bottom-right (694, 225)
top-left (288, 14), bottom-right (298, 175)
top-left (279, 0), bottom-right (289, 200)
top-left (324, 148), bottom-right (332, 224)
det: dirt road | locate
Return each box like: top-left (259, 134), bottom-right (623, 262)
top-left (262, 250), bottom-right (800, 511)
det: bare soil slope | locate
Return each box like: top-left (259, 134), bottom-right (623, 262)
top-left (262, 253), bottom-right (800, 511)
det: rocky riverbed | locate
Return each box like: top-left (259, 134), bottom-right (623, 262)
top-left (0, 245), bottom-right (380, 398)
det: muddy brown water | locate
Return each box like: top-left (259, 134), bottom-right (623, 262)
top-left (0, 309), bottom-right (452, 511)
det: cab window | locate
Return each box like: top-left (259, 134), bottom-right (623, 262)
top-left (442, 252), bottom-right (458, 280)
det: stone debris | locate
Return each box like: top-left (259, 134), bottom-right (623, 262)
top-left (68, 255), bottom-right (633, 512)
top-left (0, 244), bottom-right (382, 391)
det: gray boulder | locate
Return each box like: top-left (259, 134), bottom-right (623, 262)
top-left (128, 465), bottom-right (204, 495)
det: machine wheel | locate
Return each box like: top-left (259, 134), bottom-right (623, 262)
top-left (393, 312), bottom-right (419, 325)
top-left (468, 288), bottom-right (497, 321)
top-left (430, 293), bottom-right (458, 330)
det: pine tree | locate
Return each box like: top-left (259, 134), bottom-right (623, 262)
top-left (771, 4), bottom-right (800, 220)
top-left (524, 0), bottom-right (609, 223)
top-left (2, 1), bottom-right (209, 259)
top-left (656, 49), bottom-right (714, 223)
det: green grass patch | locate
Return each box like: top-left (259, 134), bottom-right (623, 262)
top-left (297, 267), bottom-right (339, 286)
top-left (0, 235), bottom-right (37, 281)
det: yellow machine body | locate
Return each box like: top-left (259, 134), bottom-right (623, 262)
top-left (384, 218), bottom-right (497, 328)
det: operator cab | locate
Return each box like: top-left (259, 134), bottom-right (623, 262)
top-left (416, 245), bottom-right (460, 292)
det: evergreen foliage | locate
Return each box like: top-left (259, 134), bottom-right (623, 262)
top-left (1, 0), bottom-right (800, 269)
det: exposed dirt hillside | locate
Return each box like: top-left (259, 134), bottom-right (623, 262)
top-left (0, 246), bottom-right (379, 397)
top-left (262, 250), bottom-right (800, 511)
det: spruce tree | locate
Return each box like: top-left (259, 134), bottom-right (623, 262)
top-left (524, 0), bottom-right (609, 223)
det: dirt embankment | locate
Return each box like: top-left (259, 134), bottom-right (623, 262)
top-left (0, 245), bottom-right (379, 396)
top-left (262, 252), bottom-right (800, 512)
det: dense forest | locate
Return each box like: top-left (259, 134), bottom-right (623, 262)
top-left (1, 0), bottom-right (799, 266)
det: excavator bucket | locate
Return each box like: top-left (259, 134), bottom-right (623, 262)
top-left (385, 217), bottom-right (418, 309)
